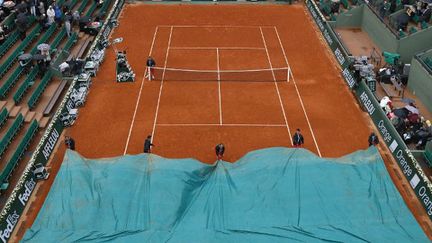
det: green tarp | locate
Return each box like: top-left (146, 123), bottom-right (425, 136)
top-left (23, 147), bottom-right (428, 242)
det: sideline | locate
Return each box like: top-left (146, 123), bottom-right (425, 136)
top-left (260, 27), bottom-right (293, 145)
top-left (123, 26), bottom-right (159, 155)
top-left (151, 26), bottom-right (174, 143)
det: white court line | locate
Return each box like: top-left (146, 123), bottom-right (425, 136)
top-left (216, 48), bottom-right (222, 125)
top-left (273, 26), bottom-right (292, 83)
top-left (260, 27), bottom-right (293, 145)
top-left (170, 47), bottom-right (266, 50)
top-left (157, 25), bottom-right (275, 28)
top-left (157, 123), bottom-right (287, 127)
top-left (274, 27), bottom-right (322, 157)
top-left (123, 26), bottom-right (159, 155)
top-left (151, 26), bottom-right (174, 143)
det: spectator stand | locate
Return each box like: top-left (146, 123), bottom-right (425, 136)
top-left (0, 1), bottom-right (124, 240)
top-left (316, 0), bottom-right (362, 20)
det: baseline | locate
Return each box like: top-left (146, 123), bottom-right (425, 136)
top-left (157, 123), bottom-right (287, 127)
top-left (170, 47), bottom-right (266, 50)
top-left (158, 25), bottom-right (276, 28)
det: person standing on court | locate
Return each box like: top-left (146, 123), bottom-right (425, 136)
top-left (65, 136), bottom-right (75, 150)
top-left (144, 135), bottom-right (155, 153)
top-left (215, 143), bottom-right (225, 160)
top-left (292, 129), bottom-right (304, 147)
top-left (368, 132), bottom-right (379, 147)
top-left (146, 56), bottom-right (156, 80)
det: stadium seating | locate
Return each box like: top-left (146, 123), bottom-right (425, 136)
top-left (0, 15), bottom-right (35, 58)
top-left (424, 57), bottom-right (432, 69)
top-left (0, 24), bottom-right (42, 80)
top-left (0, 22), bottom-right (60, 101)
top-left (28, 71), bottom-right (54, 110)
top-left (30, 24), bottom-right (58, 55)
top-left (13, 67), bottom-right (39, 105)
top-left (85, 1), bottom-right (99, 18)
top-left (340, 0), bottom-right (351, 10)
top-left (77, 0), bottom-right (91, 13)
top-left (51, 28), bottom-right (67, 50)
top-left (1, 12), bottom-right (17, 29)
top-left (0, 114), bottom-right (24, 160)
top-left (0, 31), bottom-right (20, 59)
top-left (0, 66), bottom-right (25, 100)
top-left (0, 13), bottom-right (35, 58)
top-left (100, 0), bottom-right (113, 17)
top-left (63, 33), bottom-right (79, 52)
top-left (0, 119), bottom-right (38, 191)
top-left (0, 108), bottom-right (9, 130)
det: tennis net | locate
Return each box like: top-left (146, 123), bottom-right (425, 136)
top-left (146, 67), bottom-right (291, 82)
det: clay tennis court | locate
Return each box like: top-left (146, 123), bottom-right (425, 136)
top-left (68, 4), bottom-right (371, 163)
top-left (15, 3), bottom-right (432, 240)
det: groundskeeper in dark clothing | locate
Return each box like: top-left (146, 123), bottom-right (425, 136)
top-left (144, 135), bottom-right (154, 153)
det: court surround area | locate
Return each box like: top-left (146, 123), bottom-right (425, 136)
top-left (13, 3), bottom-right (431, 241)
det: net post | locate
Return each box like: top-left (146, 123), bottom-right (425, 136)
top-left (287, 67), bottom-right (291, 83)
top-left (147, 67), bottom-right (152, 81)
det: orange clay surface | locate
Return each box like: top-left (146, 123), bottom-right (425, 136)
top-left (16, 3), bottom-right (432, 241)
top-left (69, 4), bottom-right (371, 162)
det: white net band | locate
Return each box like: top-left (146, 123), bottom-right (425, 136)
top-left (146, 66), bottom-right (290, 82)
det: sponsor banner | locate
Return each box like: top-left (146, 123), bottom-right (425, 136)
top-left (0, 175), bottom-right (36, 243)
top-left (305, 0), bottom-right (350, 72)
top-left (341, 67), bottom-right (356, 89)
top-left (356, 82), bottom-right (432, 220)
top-left (305, 0), bottom-right (432, 221)
top-left (34, 121), bottom-right (63, 165)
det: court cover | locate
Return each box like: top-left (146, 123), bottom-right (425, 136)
top-left (23, 147), bottom-right (428, 242)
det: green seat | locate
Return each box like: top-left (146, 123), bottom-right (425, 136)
top-left (0, 119), bottom-right (38, 188)
top-left (51, 28), bottom-right (67, 50)
top-left (341, 0), bottom-right (350, 9)
top-left (0, 67), bottom-right (25, 100)
top-left (78, 0), bottom-right (90, 13)
top-left (85, 2), bottom-right (98, 17)
top-left (0, 114), bottom-right (24, 159)
top-left (330, 13), bottom-right (337, 21)
top-left (13, 67), bottom-right (39, 104)
top-left (0, 183), bottom-right (8, 190)
top-left (409, 26), bottom-right (417, 34)
top-left (27, 71), bottom-right (53, 110)
top-left (421, 21), bottom-right (428, 29)
top-left (412, 14), bottom-right (420, 23)
top-left (0, 108), bottom-right (9, 130)
top-left (0, 31), bottom-right (20, 59)
top-left (321, 3), bottom-right (332, 15)
top-left (0, 23), bottom-right (41, 80)
top-left (398, 29), bottom-right (406, 37)
top-left (424, 141), bottom-right (432, 167)
top-left (64, 33), bottom-right (78, 52)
